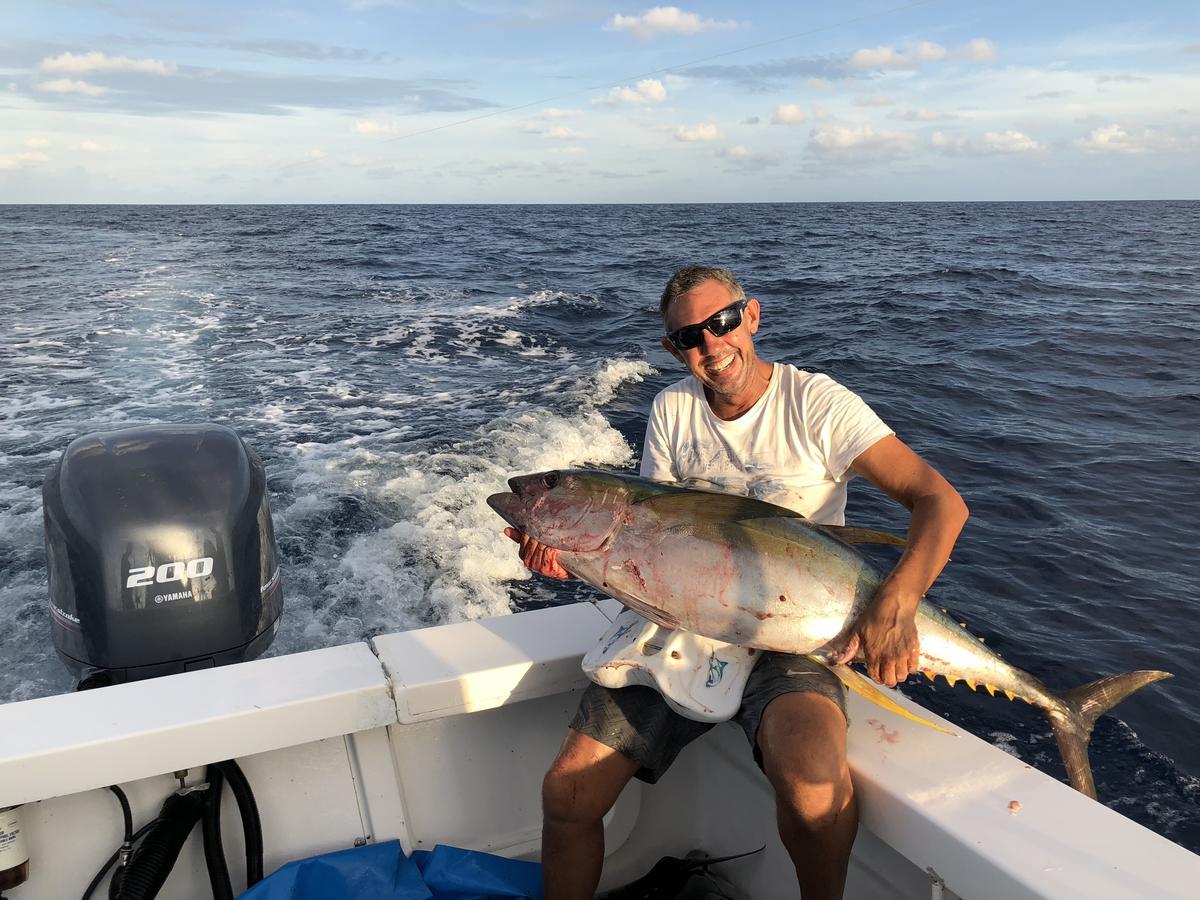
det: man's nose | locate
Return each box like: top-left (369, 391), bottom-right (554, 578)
top-left (697, 326), bottom-right (722, 354)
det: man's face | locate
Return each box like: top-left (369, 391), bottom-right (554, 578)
top-left (662, 279), bottom-right (762, 400)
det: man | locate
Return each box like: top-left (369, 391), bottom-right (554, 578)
top-left (506, 266), bottom-right (968, 899)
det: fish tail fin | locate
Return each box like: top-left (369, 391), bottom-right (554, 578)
top-left (817, 660), bottom-right (957, 737)
top-left (1047, 670), bottom-right (1172, 799)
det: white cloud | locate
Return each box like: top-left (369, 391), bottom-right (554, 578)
top-left (984, 130), bottom-right (1041, 153)
top-left (36, 79), bottom-right (107, 96)
top-left (808, 125), bottom-right (912, 162)
top-left (0, 151), bottom-right (49, 170)
top-left (594, 78), bottom-right (667, 105)
top-left (519, 110), bottom-right (590, 139)
top-left (931, 129), bottom-right (1042, 155)
top-left (854, 95), bottom-right (893, 107)
top-left (1185, 44), bottom-right (1200, 54)
top-left (606, 6), bottom-right (738, 41)
top-left (1097, 73), bottom-right (1151, 84)
top-left (549, 145), bottom-right (585, 155)
top-left (40, 51), bottom-right (176, 76)
top-left (714, 144), bottom-right (779, 170)
top-left (305, 148), bottom-right (327, 160)
top-left (804, 78), bottom-right (833, 91)
top-left (545, 126), bottom-right (586, 140)
top-left (899, 108), bottom-right (954, 122)
top-left (771, 103), bottom-right (804, 125)
top-left (24, 137), bottom-right (50, 148)
top-left (674, 122), bottom-right (720, 141)
top-left (959, 38), bottom-right (998, 63)
top-left (354, 119), bottom-right (401, 135)
top-left (849, 41), bottom-right (946, 70)
top-left (1076, 124), bottom-right (1161, 154)
top-left (848, 38), bottom-right (996, 71)
top-left (78, 140), bottom-right (105, 152)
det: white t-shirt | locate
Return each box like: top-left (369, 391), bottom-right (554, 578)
top-left (639, 363), bottom-right (894, 525)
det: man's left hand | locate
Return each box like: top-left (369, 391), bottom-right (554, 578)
top-left (827, 584), bottom-right (921, 688)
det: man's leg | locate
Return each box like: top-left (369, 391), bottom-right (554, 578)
top-left (541, 727), bottom-right (640, 900)
top-left (757, 692), bottom-right (858, 900)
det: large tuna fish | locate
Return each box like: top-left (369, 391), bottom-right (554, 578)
top-left (488, 469), bottom-right (1171, 799)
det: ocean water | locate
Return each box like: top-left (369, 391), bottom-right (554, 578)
top-left (1, 202), bottom-right (1197, 850)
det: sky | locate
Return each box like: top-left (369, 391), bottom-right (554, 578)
top-left (2, 0), bottom-right (1198, 202)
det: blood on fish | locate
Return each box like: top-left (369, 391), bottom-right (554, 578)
top-left (623, 560), bottom-right (647, 592)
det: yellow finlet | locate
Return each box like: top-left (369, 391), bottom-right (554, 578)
top-left (814, 659), bottom-right (957, 737)
top-left (965, 679), bottom-right (978, 690)
top-left (1004, 690), bottom-right (1016, 701)
top-left (984, 684), bottom-right (997, 696)
top-left (978, 636), bottom-right (986, 643)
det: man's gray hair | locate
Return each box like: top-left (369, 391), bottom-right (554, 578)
top-left (659, 265), bottom-right (745, 325)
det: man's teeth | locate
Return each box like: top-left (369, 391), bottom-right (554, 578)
top-left (708, 355), bottom-right (735, 374)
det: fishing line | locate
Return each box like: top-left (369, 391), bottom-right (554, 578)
top-left (375, 0), bottom-right (942, 145)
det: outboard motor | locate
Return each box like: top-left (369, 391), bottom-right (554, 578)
top-left (42, 423), bottom-right (283, 688)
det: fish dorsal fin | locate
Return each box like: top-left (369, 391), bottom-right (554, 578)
top-left (817, 525), bottom-right (907, 547)
top-left (635, 489), bottom-right (802, 525)
top-left (637, 490), bottom-right (905, 547)
top-left (728, 514), bottom-right (830, 547)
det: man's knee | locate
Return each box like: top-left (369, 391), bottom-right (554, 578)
top-left (542, 730), bottom-right (637, 826)
top-left (758, 692), bottom-right (854, 829)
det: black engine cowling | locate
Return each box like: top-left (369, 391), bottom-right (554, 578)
top-left (43, 423), bottom-right (283, 686)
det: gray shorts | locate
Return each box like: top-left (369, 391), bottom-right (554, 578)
top-left (569, 651), bottom-right (846, 784)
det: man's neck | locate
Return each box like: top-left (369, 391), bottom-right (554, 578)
top-left (705, 360), bottom-right (775, 421)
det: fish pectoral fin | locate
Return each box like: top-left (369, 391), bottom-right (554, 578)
top-left (814, 659), bottom-right (957, 737)
top-left (817, 525), bottom-right (907, 547)
top-left (617, 596), bottom-right (680, 631)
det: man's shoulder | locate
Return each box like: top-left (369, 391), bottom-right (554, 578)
top-left (775, 364), bottom-right (852, 398)
top-left (652, 374), bottom-right (702, 407)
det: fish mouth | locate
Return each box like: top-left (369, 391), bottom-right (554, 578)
top-left (486, 491), bottom-right (524, 530)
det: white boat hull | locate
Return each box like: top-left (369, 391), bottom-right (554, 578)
top-left (1, 599), bottom-right (1196, 899)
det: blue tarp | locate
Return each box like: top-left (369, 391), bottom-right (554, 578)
top-left (238, 840), bottom-right (543, 900)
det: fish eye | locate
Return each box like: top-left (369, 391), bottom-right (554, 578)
top-left (541, 472), bottom-right (559, 489)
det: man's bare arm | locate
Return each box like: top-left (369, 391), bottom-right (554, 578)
top-left (829, 435), bottom-right (969, 687)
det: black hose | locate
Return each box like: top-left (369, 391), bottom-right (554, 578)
top-left (110, 791), bottom-right (204, 900)
top-left (84, 762), bottom-right (265, 900)
top-left (108, 786), bottom-right (133, 843)
top-left (216, 760), bottom-right (264, 886)
top-left (201, 765), bottom-right (234, 900)
top-left (82, 786), bottom-right (147, 900)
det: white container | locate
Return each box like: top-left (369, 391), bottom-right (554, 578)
top-left (0, 805), bottom-right (29, 891)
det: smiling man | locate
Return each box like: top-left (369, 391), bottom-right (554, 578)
top-left (511, 265), bottom-right (968, 899)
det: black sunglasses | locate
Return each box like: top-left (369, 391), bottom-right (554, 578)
top-left (666, 299), bottom-right (749, 351)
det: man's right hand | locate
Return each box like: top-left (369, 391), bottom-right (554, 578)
top-left (504, 527), bottom-right (571, 580)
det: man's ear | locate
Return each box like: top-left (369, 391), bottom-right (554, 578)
top-left (746, 298), bottom-right (761, 334)
top-left (662, 336), bottom-right (685, 365)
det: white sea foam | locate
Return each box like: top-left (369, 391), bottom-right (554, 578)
top-left (270, 357), bottom-right (654, 655)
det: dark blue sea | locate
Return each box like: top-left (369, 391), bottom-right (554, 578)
top-left (1, 203), bottom-right (1197, 850)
